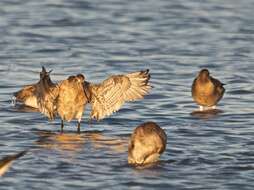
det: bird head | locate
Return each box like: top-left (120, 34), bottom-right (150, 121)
top-left (199, 69), bottom-right (210, 81)
top-left (76, 74), bottom-right (85, 83)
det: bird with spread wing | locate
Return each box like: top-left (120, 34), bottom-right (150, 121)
top-left (13, 67), bottom-right (151, 132)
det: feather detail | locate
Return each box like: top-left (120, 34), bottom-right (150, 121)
top-left (89, 69), bottom-right (151, 120)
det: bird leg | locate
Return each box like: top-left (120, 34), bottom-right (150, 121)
top-left (77, 119), bottom-right (81, 134)
top-left (61, 120), bottom-right (64, 133)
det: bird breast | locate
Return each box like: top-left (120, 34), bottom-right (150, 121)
top-left (56, 80), bottom-right (87, 121)
top-left (194, 79), bottom-right (215, 96)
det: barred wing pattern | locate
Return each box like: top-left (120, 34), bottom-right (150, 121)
top-left (36, 68), bottom-right (59, 120)
top-left (37, 85), bottom-right (59, 120)
top-left (89, 70), bottom-right (151, 120)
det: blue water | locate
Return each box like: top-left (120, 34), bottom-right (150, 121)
top-left (1, 0), bottom-right (254, 189)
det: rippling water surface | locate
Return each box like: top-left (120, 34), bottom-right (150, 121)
top-left (0, 0), bottom-right (254, 189)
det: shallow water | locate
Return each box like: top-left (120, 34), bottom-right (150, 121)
top-left (1, 0), bottom-right (254, 189)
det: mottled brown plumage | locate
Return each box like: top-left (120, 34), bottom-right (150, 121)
top-left (87, 69), bottom-right (151, 120)
top-left (36, 67), bottom-right (59, 120)
top-left (13, 68), bottom-right (151, 132)
top-left (13, 68), bottom-right (86, 131)
top-left (56, 74), bottom-right (87, 132)
top-left (13, 84), bottom-right (38, 108)
top-left (128, 122), bottom-right (167, 165)
top-left (192, 69), bottom-right (225, 111)
top-left (13, 67), bottom-right (55, 110)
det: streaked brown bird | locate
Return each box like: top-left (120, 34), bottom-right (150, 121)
top-left (13, 67), bottom-right (152, 132)
top-left (0, 151), bottom-right (27, 177)
top-left (36, 67), bottom-right (59, 120)
top-left (54, 74), bottom-right (87, 132)
top-left (13, 67), bottom-right (86, 132)
top-left (128, 122), bottom-right (167, 165)
top-left (13, 67), bottom-right (55, 109)
top-left (12, 85), bottom-right (37, 108)
top-left (192, 69), bottom-right (225, 111)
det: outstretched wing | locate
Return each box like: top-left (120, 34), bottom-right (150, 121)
top-left (36, 67), bottom-right (59, 120)
top-left (13, 84), bottom-right (36, 103)
top-left (13, 84), bottom-right (38, 108)
top-left (89, 69), bottom-right (151, 120)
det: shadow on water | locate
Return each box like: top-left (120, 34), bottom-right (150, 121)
top-left (190, 109), bottom-right (223, 120)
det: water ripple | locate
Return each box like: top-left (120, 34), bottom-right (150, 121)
top-left (0, 0), bottom-right (254, 189)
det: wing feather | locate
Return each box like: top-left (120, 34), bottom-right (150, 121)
top-left (36, 67), bottom-right (59, 120)
top-left (89, 69), bottom-right (151, 120)
top-left (37, 85), bottom-right (59, 120)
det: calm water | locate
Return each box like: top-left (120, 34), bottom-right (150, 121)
top-left (1, 0), bottom-right (254, 189)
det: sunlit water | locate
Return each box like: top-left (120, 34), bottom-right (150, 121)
top-left (1, 0), bottom-right (254, 189)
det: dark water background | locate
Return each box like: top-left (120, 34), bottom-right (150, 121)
top-left (0, 0), bottom-right (254, 189)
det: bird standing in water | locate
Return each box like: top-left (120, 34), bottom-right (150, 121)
top-left (55, 74), bottom-right (87, 133)
top-left (13, 67), bottom-right (151, 132)
top-left (14, 67), bottom-right (87, 132)
top-left (192, 69), bottom-right (225, 111)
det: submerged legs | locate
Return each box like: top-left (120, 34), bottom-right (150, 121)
top-left (60, 119), bottom-right (82, 133)
top-left (61, 120), bottom-right (64, 132)
top-left (77, 119), bottom-right (81, 133)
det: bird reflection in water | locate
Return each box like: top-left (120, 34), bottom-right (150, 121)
top-left (191, 108), bottom-right (223, 119)
top-left (35, 131), bottom-right (86, 153)
top-left (35, 130), bottom-right (128, 154)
